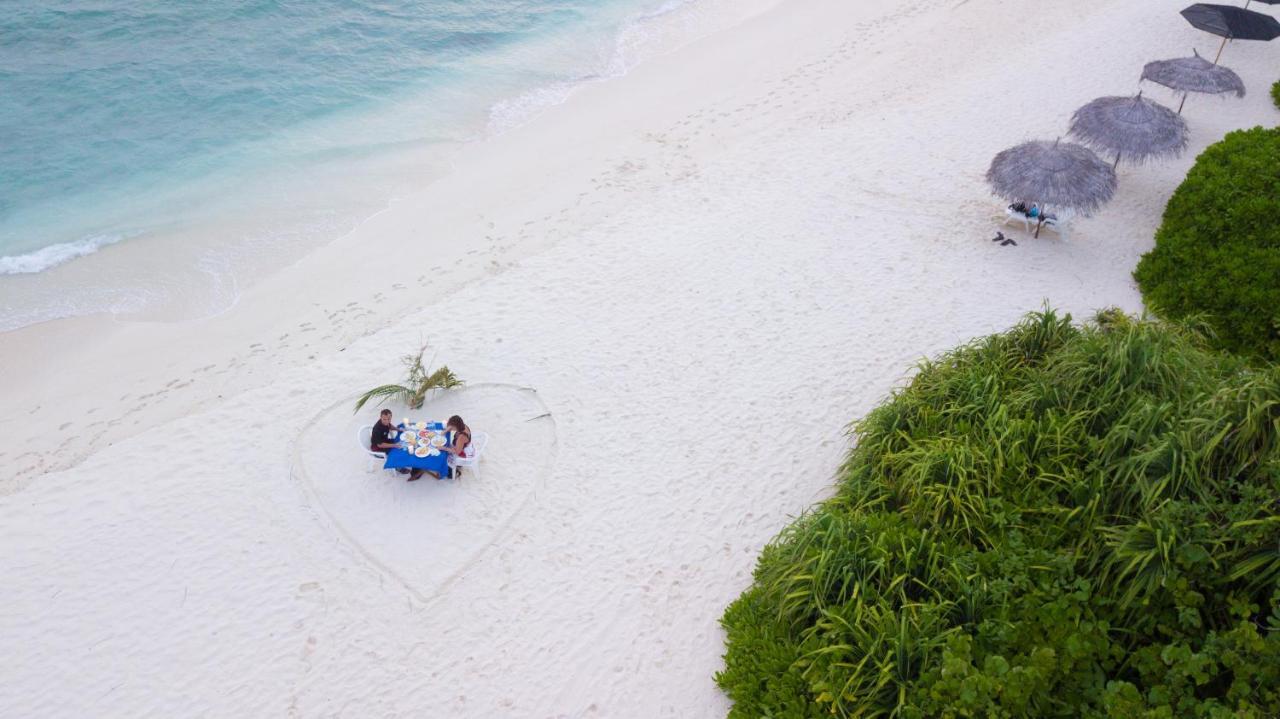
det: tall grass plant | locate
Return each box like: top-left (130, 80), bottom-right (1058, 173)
top-left (718, 310), bottom-right (1280, 717)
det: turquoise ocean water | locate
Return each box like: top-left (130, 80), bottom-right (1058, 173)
top-left (0, 0), bottom-right (697, 328)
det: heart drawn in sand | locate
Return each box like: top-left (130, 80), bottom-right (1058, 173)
top-left (294, 384), bottom-right (557, 602)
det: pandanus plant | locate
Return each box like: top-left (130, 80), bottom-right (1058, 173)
top-left (717, 309), bottom-right (1280, 718)
top-left (353, 345), bottom-right (462, 412)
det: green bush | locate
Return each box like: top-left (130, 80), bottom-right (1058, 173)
top-left (1133, 126), bottom-right (1280, 362)
top-left (1272, 80), bottom-right (1280, 111)
top-left (717, 310), bottom-right (1280, 718)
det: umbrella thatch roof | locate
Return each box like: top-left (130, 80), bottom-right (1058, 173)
top-left (1068, 93), bottom-right (1189, 165)
top-left (986, 140), bottom-right (1117, 215)
top-left (1141, 51), bottom-right (1246, 97)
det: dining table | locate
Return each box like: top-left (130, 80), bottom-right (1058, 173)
top-left (382, 420), bottom-right (451, 477)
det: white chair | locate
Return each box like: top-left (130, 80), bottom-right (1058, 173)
top-left (449, 431), bottom-right (489, 479)
top-left (357, 425), bottom-right (389, 473)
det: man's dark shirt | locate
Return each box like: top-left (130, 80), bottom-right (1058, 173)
top-left (371, 421), bottom-right (398, 450)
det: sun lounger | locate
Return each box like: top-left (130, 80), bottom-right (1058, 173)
top-left (1004, 207), bottom-right (1035, 232)
top-left (1002, 207), bottom-right (1072, 240)
top-left (1036, 213), bottom-right (1070, 240)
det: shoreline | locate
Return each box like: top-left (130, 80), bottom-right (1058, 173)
top-left (0, 0), bottom-right (770, 331)
top-left (2, 0), bottom-right (1279, 714)
top-left (0, 0), bottom-right (783, 492)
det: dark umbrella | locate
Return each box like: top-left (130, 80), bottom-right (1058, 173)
top-left (1068, 93), bottom-right (1188, 169)
top-left (1242, 0), bottom-right (1280, 9)
top-left (1141, 50), bottom-right (1246, 113)
top-left (1181, 4), bottom-right (1280, 62)
top-left (986, 140), bottom-right (1117, 236)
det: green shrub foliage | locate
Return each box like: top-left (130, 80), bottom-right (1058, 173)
top-left (1272, 80), bottom-right (1280, 111)
top-left (717, 310), bottom-right (1280, 718)
top-left (1133, 126), bottom-right (1280, 362)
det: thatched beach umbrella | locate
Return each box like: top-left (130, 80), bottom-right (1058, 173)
top-left (1141, 50), bottom-right (1246, 113)
top-left (1181, 3), bottom-right (1280, 63)
top-left (1068, 92), bottom-right (1188, 169)
top-left (986, 140), bottom-right (1117, 236)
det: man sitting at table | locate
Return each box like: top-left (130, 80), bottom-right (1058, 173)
top-left (371, 409), bottom-right (410, 475)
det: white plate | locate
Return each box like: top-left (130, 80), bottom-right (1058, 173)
top-left (399, 431), bottom-right (417, 442)
top-left (414, 446), bottom-right (430, 458)
top-left (430, 435), bottom-right (446, 448)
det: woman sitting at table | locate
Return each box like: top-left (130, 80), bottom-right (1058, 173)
top-left (439, 414), bottom-right (473, 479)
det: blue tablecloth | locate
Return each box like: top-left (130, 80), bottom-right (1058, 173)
top-left (383, 422), bottom-right (450, 476)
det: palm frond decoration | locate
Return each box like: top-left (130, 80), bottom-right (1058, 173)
top-left (353, 383), bottom-right (414, 413)
top-left (353, 345), bottom-right (464, 413)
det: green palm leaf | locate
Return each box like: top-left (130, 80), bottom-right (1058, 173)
top-left (353, 345), bottom-right (465, 414)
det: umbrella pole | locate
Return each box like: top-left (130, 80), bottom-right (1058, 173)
top-left (1213, 36), bottom-right (1228, 65)
top-left (1035, 217), bottom-right (1043, 239)
top-left (1113, 152), bottom-right (1122, 170)
top-left (1177, 92), bottom-right (1187, 115)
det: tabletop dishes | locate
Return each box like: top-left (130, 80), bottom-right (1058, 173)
top-left (393, 421), bottom-right (447, 462)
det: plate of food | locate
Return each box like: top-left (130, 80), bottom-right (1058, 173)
top-left (430, 435), bottom-right (446, 448)
top-left (399, 431), bottom-right (417, 442)
top-left (414, 446), bottom-right (431, 458)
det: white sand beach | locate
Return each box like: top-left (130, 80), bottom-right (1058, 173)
top-left (2, 0), bottom-right (1278, 715)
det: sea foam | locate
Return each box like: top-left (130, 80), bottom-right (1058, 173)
top-left (0, 0), bottom-right (730, 330)
top-left (487, 0), bottom-right (701, 134)
top-left (0, 234), bottom-right (126, 275)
